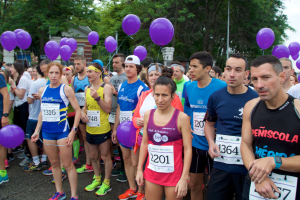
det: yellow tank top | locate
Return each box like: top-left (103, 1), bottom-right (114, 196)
top-left (68, 83), bottom-right (75, 113)
top-left (86, 83), bottom-right (111, 134)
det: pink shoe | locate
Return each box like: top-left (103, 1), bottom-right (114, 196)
top-left (79, 145), bottom-right (84, 153)
top-left (5, 159), bottom-right (9, 168)
top-left (115, 157), bottom-right (121, 161)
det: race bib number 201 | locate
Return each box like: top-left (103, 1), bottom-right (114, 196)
top-left (193, 112), bottom-right (205, 136)
top-left (249, 173), bottom-right (297, 200)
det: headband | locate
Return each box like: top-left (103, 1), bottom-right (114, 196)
top-left (148, 65), bottom-right (162, 75)
top-left (88, 65), bottom-right (101, 72)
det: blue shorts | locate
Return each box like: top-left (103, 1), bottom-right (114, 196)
top-left (119, 142), bottom-right (133, 150)
top-left (25, 119), bottom-right (42, 140)
top-left (42, 130), bottom-right (69, 141)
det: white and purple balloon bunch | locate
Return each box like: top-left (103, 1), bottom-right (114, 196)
top-left (1, 29), bottom-right (32, 51)
top-left (44, 38), bottom-right (77, 61)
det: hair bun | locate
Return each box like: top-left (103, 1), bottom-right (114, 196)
top-left (161, 67), bottom-right (173, 79)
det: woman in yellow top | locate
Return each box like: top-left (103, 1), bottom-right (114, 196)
top-left (80, 62), bottom-right (113, 196)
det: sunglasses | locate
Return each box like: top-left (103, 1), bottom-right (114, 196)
top-left (148, 63), bottom-right (163, 68)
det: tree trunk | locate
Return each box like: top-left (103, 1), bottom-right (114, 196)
top-left (171, 3), bottom-right (179, 48)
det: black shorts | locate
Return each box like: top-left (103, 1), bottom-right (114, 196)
top-left (86, 131), bottom-right (111, 145)
top-left (68, 117), bottom-right (74, 128)
top-left (207, 168), bottom-right (246, 200)
top-left (189, 146), bottom-right (213, 174)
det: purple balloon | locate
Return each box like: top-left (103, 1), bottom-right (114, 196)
top-left (105, 36), bottom-right (117, 53)
top-left (122, 14), bottom-right (141, 35)
top-left (44, 41), bottom-right (60, 61)
top-left (289, 42), bottom-right (300, 56)
top-left (272, 45), bottom-right (289, 59)
top-left (16, 31), bottom-right (32, 50)
top-left (292, 53), bottom-right (299, 61)
top-left (0, 125), bottom-right (24, 148)
top-left (117, 121), bottom-right (137, 148)
top-left (1, 31), bottom-right (17, 51)
top-left (60, 37), bottom-right (68, 46)
top-left (149, 18), bottom-right (174, 46)
top-left (60, 45), bottom-right (72, 61)
top-left (14, 29), bottom-right (24, 35)
top-left (134, 46), bottom-right (147, 61)
top-left (298, 74), bottom-right (300, 82)
top-left (88, 31), bottom-right (99, 45)
top-left (256, 28), bottom-right (275, 50)
top-left (66, 38), bottom-right (77, 52)
top-left (296, 60), bottom-right (300, 70)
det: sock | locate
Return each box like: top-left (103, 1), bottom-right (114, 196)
top-left (33, 156), bottom-right (40, 165)
top-left (103, 178), bottom-right (110, 186)
top-left (0, 170), bottom-right (7, 177)
top-left (61, 167), bottom-right (65, 172)
top-left (41, 154), bottom-right (47, 162)
top-left (72, 139), bottom-right (80, 159)
top-left (118, 146), bottom-right (125, 170)
top-left (95, 175), bottom-right (101, 183)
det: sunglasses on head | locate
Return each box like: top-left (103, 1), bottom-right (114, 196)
top-left (63, 67), bottom-right (71, 71)
top-left (148, 63), bottom-right (163, 68)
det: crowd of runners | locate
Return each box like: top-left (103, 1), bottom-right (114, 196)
top-left (0, 51), bottom-right (299, 200)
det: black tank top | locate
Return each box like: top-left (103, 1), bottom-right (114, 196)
top-left (251, 95), bottom-right (300, 177)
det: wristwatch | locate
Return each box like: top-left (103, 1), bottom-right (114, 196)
top-left (72, 127), bottom-right (78, 132)
top-left (95, 96), bottom-right (101, 101)
top-left (274, 156), bottom-right (282, 169)
top-left (2, 113), bottom-right (9, 117)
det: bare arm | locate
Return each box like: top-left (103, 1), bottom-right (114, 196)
top-left (13, 88), bottom-right (26, 99)
top-left (103, 76), bottom-right (110, 84)
top-left (0, 87), bottom-right (10, 127)
top-left (64, 85), bottom-right (81, 129)
top-left (95, 84), bottom-right (112, 113)
top-left (32, 87), bottom-right (45, 137)
top-left (137, 110), bottom-right (150, 172)
top-left (61, 75), bottom-right (68, 85)
top-left (70, 76), bottom-right (75, 91)
top-left (113, 105), bottom-right (120, 132)
top-left (205, 120), bottom-right (219, 158)
top-left (27, 97), bottom-right (34, 104)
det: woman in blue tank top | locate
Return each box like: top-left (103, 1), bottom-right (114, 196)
top-left (31, 62), bottom-right (81, 200)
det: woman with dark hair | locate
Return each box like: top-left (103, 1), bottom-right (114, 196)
top-left (136, 73), bottom-right (192, 200)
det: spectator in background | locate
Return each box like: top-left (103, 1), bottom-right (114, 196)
top-left (27, 67), bottom-right (33, 79)
top-left (69, 65), bottom-right (75, 72)
top-left (209, 66), bottom-right (222, 79)
top-left (141, 57), bottom-right (154, 72)
top-left (2, 62), bottom-right (6, 70)
top-left (170, 61), bottom-right (189, 81)
top-left (290, 74), bottom-right (299, 85)
top-left (31, 67), bottom-right (37, 81)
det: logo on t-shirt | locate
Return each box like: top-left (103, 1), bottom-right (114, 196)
top-left (120, 88), bottom-right (124, 92)
top-left (239, 108), bottom-right (244, 116)
top-left (154, 133), bottom-right (162, 142)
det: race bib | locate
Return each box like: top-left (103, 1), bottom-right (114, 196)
top-left (120, 111), bottom-right (132, 123)
top-left (214, 134), bottom-right (243, 165)
top-left (249, 173), bottom-right (297, 200)
top-left (41, 103), bottom-right (60, 122)
top-left (75, 92), bottom-right (85, 106)
top-left (193, 112), bottom-right (205, 136)
top-left (148, 144), bottom-right (174, 173)
top-left (175, 91), bottom-right (182, 101)
top-left (87, 110), bottom-right (100, 127)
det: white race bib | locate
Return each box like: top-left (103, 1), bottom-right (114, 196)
top-left (214, 134), bottom-right (243, 165)
top-left (249, 173), bottom-right (297, 200)
top-left (75, 92), bottom-right (85, 106)
top-left (148, 144), bottom-right (174, 173)
top-left (41, 103), bottom-right (60, 122)
top-left (175, 91), bottom-right (182, 101)
top-left (120, 111), bottom-right (132, 123)
top-left (193, 112), bottom-right (205, 136)
top-left (87, 110), bottom-right (100, 127)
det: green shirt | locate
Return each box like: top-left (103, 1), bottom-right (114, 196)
top-left (174, 77), bottom-right (187, 106)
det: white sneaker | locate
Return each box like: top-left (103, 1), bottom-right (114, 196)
top-left (19, 157), bottom-right (31, 167)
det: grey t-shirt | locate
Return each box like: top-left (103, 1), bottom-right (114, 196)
top-left (109, 73), bottom-right (127, 115)
top-left (28, 78), bottom-right (48, 120)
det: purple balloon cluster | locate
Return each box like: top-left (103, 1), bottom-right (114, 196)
top-left (44, 37), bottom-right (77, 61)
top-left (0, 125), bottom-right (24, 148)
top-left (0, 29), bottom-right (32, 51)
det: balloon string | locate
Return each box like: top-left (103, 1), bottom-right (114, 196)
top-left (157, 46), bottom-right (162, 62)
top-left (263, 49), bottom-right (264, 55)
top-left (39, 138), bottom-right (67, 147)
top-left (20, 49), bottom-right (24, 65)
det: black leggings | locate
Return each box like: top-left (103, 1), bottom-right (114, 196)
top-left (14, 102), bottom-right (29, 154)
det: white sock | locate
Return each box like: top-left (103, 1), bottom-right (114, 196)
top-left (41, 154), bottom-right (47, 162)
top-left (33, 156), bottom-right (40, 165)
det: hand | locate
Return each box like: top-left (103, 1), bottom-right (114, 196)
top-left (175, 178), bottom-right (188, 198)
top-left (81, 111), bottom-right (89, 123)
top-left (1, 116), bottom-right (9, 127)
top-left (136, 118), bottom-right (144, 127)
top-left (136, 169), bottom-right (144, 186)
top-left (90, 88), bottom-right (99, 99)
top-left (32, 93), bottom-right (40, 100)
top-left (208, 142), bottom-right (220, 159)
top-left (110, 84), bottom-right (116, 93)
top-left (112, 130), bottom-right (118, 144)
top-left (8, 77), bottom-right (15, 86)
top-left (31, 132), bottom-right (40, 143)
top-left (66, 131), bottom-right (75, 146)
top-left (249, 157), bottom-right (275, 184)
top-left (254, 177), bottom-right (280, 199)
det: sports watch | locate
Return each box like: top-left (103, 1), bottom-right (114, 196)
top-left (95, 96), bottom-right (101, 101)
top-left (2, 113), bottom-right (9, 117)
top-left (72, 127), bottom-right (78, 132)
top-left (274, 156), bottom-right (282, 169)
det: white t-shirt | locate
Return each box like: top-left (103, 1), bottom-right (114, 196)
top-left (14, 76), bottom-right (30, 107)
top-left (139, 92), bottom-right (156, 134)
top-left (287, 83), bottom-right (300, 99)
top-left (183, 74), bottom-right (189, 81)
top-left (28, 78), bottom-right (47, 120)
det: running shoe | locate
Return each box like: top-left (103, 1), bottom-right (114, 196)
top-left (49, 191), bottom-right (66, 200)
top-left (70, 197), bottom-right (79, 200)
top-left (41, 161), bottom-right (48, 168)
top-left (5, 159), bottom-right (9, 168)
top-left (43, 167), bottom-right (53, 176)
top-left (72, 157), bottom-right (80, 165)
top-left (79, 145), bottom-right (84, 153)
top-left (136, 192), bottom-right (145, 200)
top-left (52, 171), bottom-right (67, 183)
top-left (116, 174), bottom-right (128, 182)
top-left (112, 161), bottom-right (117, 169)
top-left (12, 147), bottom-right (24, 154)
top-left (85, 180), bottom-right (101, 191)
top-left (19, 156), bottom-right (31, 167)
top-left (0, 170), bottom-right (9, 183)
top-left (17, 153), bottom-right (25, 159)
top-left (7, 154), bottom-right (14, 162)
top-left (113, 150), bottom-right (119, 155)
top-left (100, 158), bottom-right (104, 165)
top-left (23, 162), bottom-right (42, 172)
top-left (118, 188), bottom-right (138, 200)
top-left (0, 176), bottom-right (2, 185)
top-left (115, 156), bottom-right (121, 161)
top-left (76, 164), bottom-right (93, 173)
top-left (111, 168), bottom-right (125, 176)
top-left (95, 182), bottom-right (112, 196)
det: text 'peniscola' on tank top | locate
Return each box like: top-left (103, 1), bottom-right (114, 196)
top-left (74, 75), bottom-right (89, 107)
top-left (144, 109), bottom-right (183, 187)
top-left (117, 79), bottom-right (149, 123)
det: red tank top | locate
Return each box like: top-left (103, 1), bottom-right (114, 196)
top-left (144, 109), bottom-right (183, 186)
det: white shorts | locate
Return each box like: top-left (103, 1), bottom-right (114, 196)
top-left (108, 113), bottom-right (116, 124)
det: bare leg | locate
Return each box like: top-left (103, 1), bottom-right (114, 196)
top-left (26, 139), bottom-right (38, 157)
top-left (145, 180), bottom-right (164, 200)
top-left (120, 145), bottom-right (136, 190)
top-left (131, 148), bottom-right (143, 193)
top-left (0, 144), bottom-right (6, 170)
top-left (99, 139), bottom-right (113, 180)
top-left (189, 173), bottom-right (204, 200)
top-left (165, 185), bottom-right (183, 200)
top-left (87, 143), bottom-right (101, 177)
top-left (79, 123), bottom-right (91, 165)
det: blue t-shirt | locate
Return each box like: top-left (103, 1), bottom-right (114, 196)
top-left (118, 79), bottom-right (149, 115)
top-left (184, 78), bottom-right (227, 150)
top-left (207, 86), bottom-right (258, 174)
top-left (0, 74), bottom-right (7, 119)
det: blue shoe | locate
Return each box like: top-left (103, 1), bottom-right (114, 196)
top-left (70, 198), bottom-right (79, 200)
top-left (0, 175), bottom-right (3, 185)
top-left (41, 161), bottom-right (48, 168)
top-left (113, 150), bottom-right (119, 155)
top-left (43, 167), bottom-right (52, 176)
top-left (0, 171), bottom-right (9, 183)
top-left (100, 158), bottom-right (104, 165)
top-left (49, 191), bottom-right (66, 200)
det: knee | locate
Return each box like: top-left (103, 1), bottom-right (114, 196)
top-left (122, 155), bottom-right (131, 163)
top-left (63, 162), bottom-right (74, 171)
top-left (131, 159), bottom-right (138, 168)
top-left (51, 161), bottom-right (60, 169)
top-left (189, 180), bottom-right (201, 191)
top-left (89, 152), bottom-right (98, 161)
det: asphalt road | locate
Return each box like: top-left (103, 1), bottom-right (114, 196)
top-left (0, 149), bottom-right (208, 200)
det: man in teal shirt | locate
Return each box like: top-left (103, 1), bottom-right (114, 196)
top-left (172, 62), bottom-right (187, 106)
